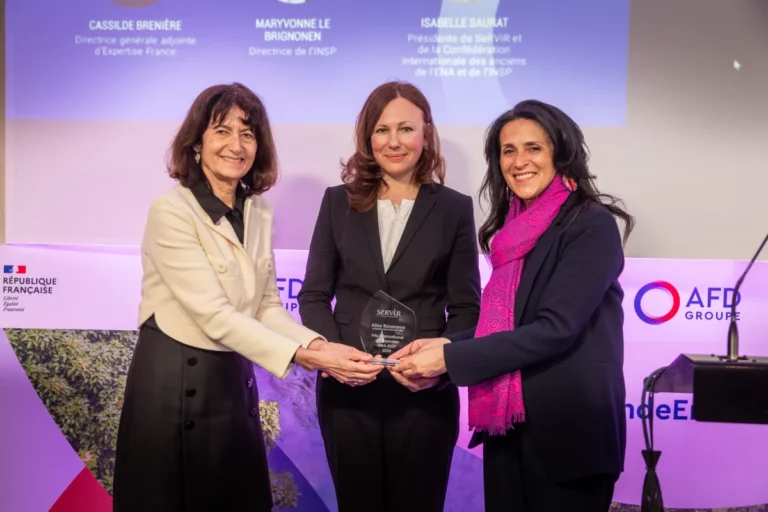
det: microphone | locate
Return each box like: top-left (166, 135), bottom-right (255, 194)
top-left (725, 232), bottom-right (768, 361)
top-left (640, 231), bottom-right (768, 511)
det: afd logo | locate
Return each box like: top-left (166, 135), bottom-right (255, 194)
top-left (276, 277), bottom-right (303, 312)
top-left (3, 265), bottom-right (27, 274)
top-left (634, 280), bottom-right (741, 325)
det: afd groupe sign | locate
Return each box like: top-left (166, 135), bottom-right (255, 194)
top-left (633, 281), bottom-right (741, 326)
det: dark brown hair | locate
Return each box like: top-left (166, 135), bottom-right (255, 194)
top-left (168, 82), bottom-right (278, 196)
top-left (341, 81), bottom-right (445, 212)
top-left (478, 100), bottom-right (635, 253)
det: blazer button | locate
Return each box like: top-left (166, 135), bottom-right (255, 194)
top-left (187, 357), bottom-right (198, 366)
top-left (186, 388), bottom-right (196, 397)
top-left (184, 421), bottom-right (195, 430)
top-left (250, 407), bottom-right (257, 417)
top-left (246, 378), bottom-right (253, 388)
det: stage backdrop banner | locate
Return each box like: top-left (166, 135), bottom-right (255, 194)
top-left (1, 243), bottom-right (767, 511)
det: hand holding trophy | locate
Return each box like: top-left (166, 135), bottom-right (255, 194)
top-left (359, 290), bottom-right (416, 366)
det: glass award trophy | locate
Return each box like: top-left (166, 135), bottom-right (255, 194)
top-left (359, 291), bottom-right (416, 366)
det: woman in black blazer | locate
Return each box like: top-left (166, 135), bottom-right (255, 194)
top-left (297, 81), bottom-right (481, 512)
top-left (391, 100), bottom-right (634, 512)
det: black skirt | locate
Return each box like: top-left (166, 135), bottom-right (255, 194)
top-left (113, 320), bottom-right (273, 512)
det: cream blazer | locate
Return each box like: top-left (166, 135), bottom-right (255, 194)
top-left (137, 184), bottom-right (322, 379)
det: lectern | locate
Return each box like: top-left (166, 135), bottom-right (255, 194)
top-left (639, 233), bottom-right (768, 512)
top-left (651, 353), bottom-right (768, 423)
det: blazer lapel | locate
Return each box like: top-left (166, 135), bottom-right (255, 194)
top-left (209, 217), bottom-right (242, 248)
top-left (242, 197), bottom-right (257, 254)
top-left (388, 184), bottom-right (437, 272)
top-left (361, 207), bottom-right (388, 288)
top-left (179, 186), bottom-right (243, 249)
top-left (514, 194), bottom-right (580, 326)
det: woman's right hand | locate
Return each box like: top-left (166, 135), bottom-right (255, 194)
top-left (389, 337), bottom-right (451, 360)
top-left (294, 347), bottom-right (383, 386)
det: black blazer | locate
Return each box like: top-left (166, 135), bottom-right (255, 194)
top-left (444, 195), bottom-right (627, 482)
top-left (298, 183), bottom-right (481, 354)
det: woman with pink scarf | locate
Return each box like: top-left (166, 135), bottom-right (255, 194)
top-left (391, 100), bottom-right (633, 512)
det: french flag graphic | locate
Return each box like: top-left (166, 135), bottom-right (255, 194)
top-left (3, 265), bottom-right (26, 274)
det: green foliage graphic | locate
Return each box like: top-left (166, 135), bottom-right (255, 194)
top-left (5, 328), bottom-right (299, 510)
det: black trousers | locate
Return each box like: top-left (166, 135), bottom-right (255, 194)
top-left (482, 425), bottom-right (616, 512)
top-left (316, 372), bottom-right (460, 512)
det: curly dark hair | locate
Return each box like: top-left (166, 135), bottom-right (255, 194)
top-left (341, 81), bottom-right (445, 212)
top-left (167, 82), bottom-right (278, 195)
top-left (478, 100), bottom-right (635, 253)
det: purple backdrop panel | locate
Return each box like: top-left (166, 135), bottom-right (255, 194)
top-left (1, 244), bottom-right (767, 509)
top-left (0, 330), bottom-right (85, 512)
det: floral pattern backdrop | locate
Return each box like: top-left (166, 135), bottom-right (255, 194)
top-left (5, 328), bottom-right (766, 512)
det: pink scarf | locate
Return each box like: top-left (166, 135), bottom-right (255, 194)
top-left (468, 176), bottom-right (573, 435)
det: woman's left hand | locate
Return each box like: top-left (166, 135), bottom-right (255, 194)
top-left (328, 343), bottom-right (366, 354)
top-left (306, 339), bottom-right (368, 379)
top-left (391, 346), bottom-right (447, 380)
top-left (387, 369), bottom-right (439, 392)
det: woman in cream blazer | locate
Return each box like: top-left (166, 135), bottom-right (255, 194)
top-left (113, 83), bottom-right (381, 512)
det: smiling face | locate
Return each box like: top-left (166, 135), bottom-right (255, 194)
top-left (499, 118), bottom-right (557, 206)
top-left (370, 97), bottom-right (427, 182)
top-left (198, 106), bottom-right (256, 187)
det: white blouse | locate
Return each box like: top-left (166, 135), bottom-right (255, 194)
top-left (377, 199), bottom-right (415, 272)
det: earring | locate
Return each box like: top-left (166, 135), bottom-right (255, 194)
top-left (562, 175), bottom-right (577, 192)
top-left (194, 151), bottom-right (201, 165)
